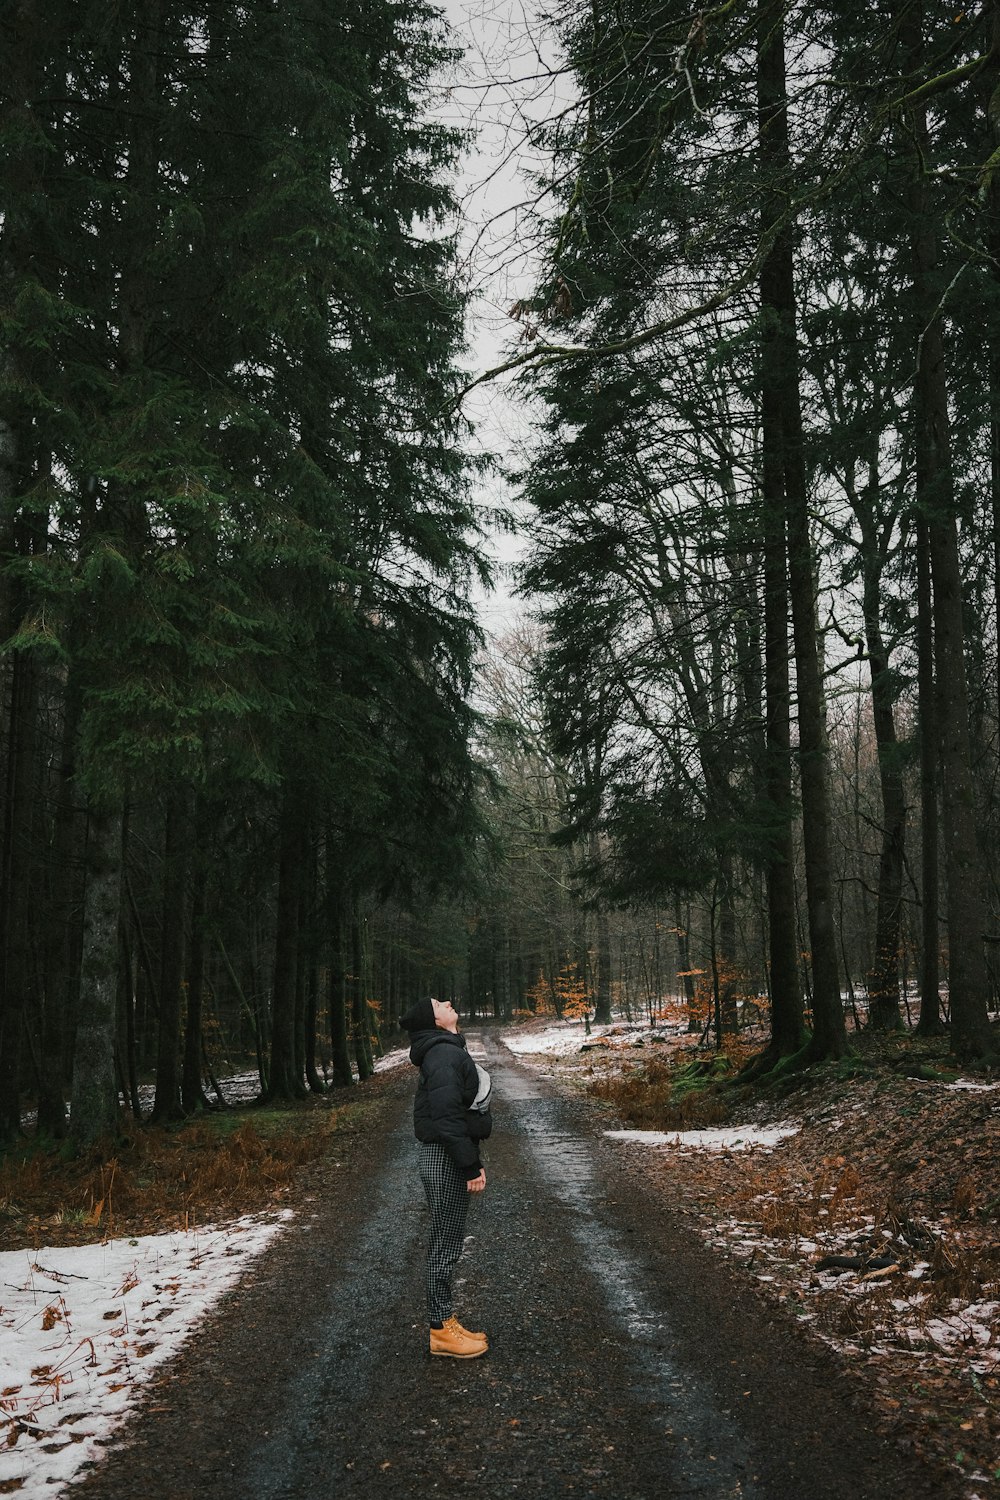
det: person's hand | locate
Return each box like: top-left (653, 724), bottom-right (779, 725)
top-left (467, 1169), bottom-right (486, 1193)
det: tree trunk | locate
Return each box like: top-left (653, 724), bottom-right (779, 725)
top-left (294, 895), bottom-right (308, 1085)
top-left (151, 788), bottom-right (190, 1122)
top-left (70, 802), bottom-right (124, 1147)
top-left (0, 7), bottom-right (48, 1129)
top-left (761, 492), bottom-right (804, 1057)
top-left (324, 827), bottom-right (353, 1085)
top-left (758, 1), bottom-right (836, 1058)
top-left (914, 513), bottom-right (943, 1032)
top-left (675, 898), bottom-right (698, 1030)
top-left (268, 784), bottom-right (308, 1100)
top-left (119, 916), bottom-right (142, 1118)
top-left (305, 959), bottom-right (324, 1092)
top-left (38, 675), bottom-right (84, 1137)
top-left (352, 911), bottom-right (374, 1081)
top-left (181, 815), bottom-right (208, 1114)
top-left (0, 644), bottom-right (40, 1140)
top-left (904, 5), bottom-right (994, 1061)
top-left (862, 574), bottom-right (905, 1030)
top-left (718, 861), bottom-right (739, 1035)
top-left (589, 830), bottom-right (613, 1023)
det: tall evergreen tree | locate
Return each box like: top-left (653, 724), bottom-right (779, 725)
top-left (2, 0), bottom-right (489, 1135)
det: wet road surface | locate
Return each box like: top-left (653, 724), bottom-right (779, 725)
top-left (77, 1034), bottom-right (950, 1500)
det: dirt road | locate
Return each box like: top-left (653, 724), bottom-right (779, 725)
top-left (77, 1034), bottom-right (952, 1500)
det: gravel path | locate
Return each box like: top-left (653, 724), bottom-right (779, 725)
top-left (75, 1034), bottom-right (954, 1500)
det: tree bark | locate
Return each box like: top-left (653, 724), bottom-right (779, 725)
top-left (862, 571), bottom-right (905, 1030)
top-left (151, 788), bottom-right (190, 1122)
top-left (268, 784), bottom-right (308, 1100)
top-left (589, 830), bottom-right (613, 1023)
top-left (351, 911), bottom-right (374, 1081)
top-left (914, 513), bottom-right (943, 1032)
top-left (119, 915), bottom-right (142, 1118)
top-left (718, 861), bottom-right (739, 1035)
top-left (37, 674), bottom-right (84, 1137)
top-left (325, 856), bottom-right (353, 1087)
top-left (181, 813), bottom-right (208, 1114)
top-left (294, 891), bottom-right (308, 1085)
top-left (674, 898), bottom-right (698, 1030)
top-left (903, 4), bottom-right (995, 1060)
top-left (0, 644), bottom-right (40, 1139)
top-left (70, 803), bottom-right (124, 1147)
top-left (328, 918), bottom-right (352, 1086)
top-left (305, 960), bottom-right (324, 1092)
top-left (758, 0), bottom-right (842, 1058)
top-left (0, 0), bottom-right (48, 1141)
top-left (761, 489), bottom-right (805, 1056)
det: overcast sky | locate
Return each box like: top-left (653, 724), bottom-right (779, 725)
top-left (436, 0), bottom-right (570, 633)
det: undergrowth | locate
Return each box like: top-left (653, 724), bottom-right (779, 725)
top-left (0, 1097), bottom-right (369, 1252)
top-left (588, 1055), bottom-right (734, 1127)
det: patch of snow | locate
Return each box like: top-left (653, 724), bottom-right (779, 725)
top-left (605, 1124), bottom-right (800, 1151)
top-left (136, 1070), bottom-right (264, 1112)
top-left (939, 1080), bottom-right (1000, 1093)
top-left (502, 1021), bottom-right (682, 1058)
top-left (503, 1028), bottom-right (589, 1057)
top-left (918, 1303), bottom-right (1000, 1355)
top-left (0, 1214), bottom-right (289, 1496)
top-left (210, 1069), bottom-right (263, 1105)
top-left (373, 1048), bottom-right (409, 1074)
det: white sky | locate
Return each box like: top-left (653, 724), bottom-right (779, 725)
top-left (437, 0), bottom-right (571, 633)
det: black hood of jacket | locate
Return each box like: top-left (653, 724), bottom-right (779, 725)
top-left (408, 1029), bottom-right (468, 1067)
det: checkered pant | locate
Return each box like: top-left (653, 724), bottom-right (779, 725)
top-left (418, 1142), bottom-right (470, 1324)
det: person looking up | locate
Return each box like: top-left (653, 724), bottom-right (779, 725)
top-left (400, 996), bottom-right (492, 1359)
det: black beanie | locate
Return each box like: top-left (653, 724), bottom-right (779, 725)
top-left (400, 997), bottom-right (437, 1033)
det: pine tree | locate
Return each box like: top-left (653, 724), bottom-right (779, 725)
top-left (2, 0), bottom-right (489, 1135)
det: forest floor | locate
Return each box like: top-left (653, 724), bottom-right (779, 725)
top-left (0, 1022), bottom-right (995, 1498)
top-left (509, 1016), bottom-right (1000, 1495)
top-left (2, 1073), bottom-right (398, 1256)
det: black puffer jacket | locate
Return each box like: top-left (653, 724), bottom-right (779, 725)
top-left (409, 1030), bottom-right (488, 1180)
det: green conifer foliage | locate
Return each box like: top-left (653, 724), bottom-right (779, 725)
top-left (1, 0), bottom-right (487, 1134)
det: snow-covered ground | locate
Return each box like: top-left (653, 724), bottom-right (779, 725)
top-left (374, 1047), bottom-right (409, 1073)
top-left (503, 1019), bottom-right (688, 1058)
top-left (700, 1211), bottom-right (1000, 1376)
top-left (606, 1124), bottom-right (800, 1151)
top-left (0, 1214), bottom-right (292, 1497)
top-left (5, 1050), bottom-right (414, 1495)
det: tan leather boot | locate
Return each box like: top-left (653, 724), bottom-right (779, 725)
top-left (429, 1318), bottom-right (489, 1358)
top-left (445, 1316), bottom-right (486, 1343)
